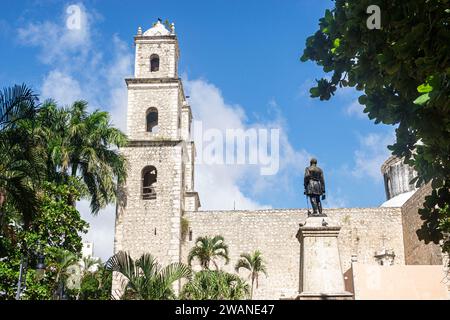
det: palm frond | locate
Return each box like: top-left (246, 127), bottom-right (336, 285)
top-left (0, 84), bottom-right (39, 130)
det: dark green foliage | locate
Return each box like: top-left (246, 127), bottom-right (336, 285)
top-left (35, 100), bottom-right (128, 214)
top-left (21, 179), bottom-right (89, 254)
top-left (0, 84), bottom-right (127, 299)
top-left (0, 181), bottom-right (87, 300)
top-left (0, 84), bottom-right (43, 232)
top-left (181, 270), bottom-right (249, 300)
top-left (235, 250), bottom-right (268, 299)
top-left (106, 251), bottom-right (191, 300)
top-left (301, 0), bottom-right (450, 255)
top-left (188, 235), bottom-right (230, 270)
top-left (0, 83), bottom-right (38, 130)
top-left (77, 265), bottom-right (112, 300)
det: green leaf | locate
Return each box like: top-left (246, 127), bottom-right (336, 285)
top-left (417, 83), bottom-right (433, 93)
top-left (358, 95), bottom-right (368, 105)
top-left (413, 93), bottom-right (430, 105)
top-left (300, 54), bottom-right (308, 62)
top-left (309, 87), bottom-right (320, 97)
top-left (333, 38), bottom-right (340, 48)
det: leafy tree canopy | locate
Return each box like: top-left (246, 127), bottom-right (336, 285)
top-left (0, 179), bottom-right (88, 300)
top-left (301, 0), bottom-right (450, 250)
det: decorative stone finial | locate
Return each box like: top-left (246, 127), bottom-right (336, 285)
top-left (170, 22), bottom-right (175, 35)
top-left (137, 26), bottom-right (142, 35)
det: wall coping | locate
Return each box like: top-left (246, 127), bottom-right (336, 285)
top-left (185, 207), bottom-right (402, 215)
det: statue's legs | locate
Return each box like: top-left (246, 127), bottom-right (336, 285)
top-left (310, 195), bottom-right (319, 214)
top-left (317, 198), bottom-right (323, 214)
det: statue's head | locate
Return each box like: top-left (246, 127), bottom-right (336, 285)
top-left (310, 158), bottom-right (317, 165)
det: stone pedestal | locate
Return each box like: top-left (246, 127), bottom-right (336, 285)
top-left (296, 216), bottom-right (353, 300)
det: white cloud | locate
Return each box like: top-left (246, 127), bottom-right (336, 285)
top-left (41, 70), bottom-right (83, 106)
top-left (324, 187), bottom-right (348, 208)
top-left (185, 78), bottom-right (269, 210)
top-left (104, 35), bottom-right (133, 131)
top-left (352, 132), bottom-right (395, 182)
top-left (246, 100), bottom-right (311, 198)
top-left (77, 200), bottom-right (115, 261)
top-left (18, 2), bottom-right (92, 66)
top-left (185, 78), bottom-right (311, 210)
top-left (345, 100), bottom-right (366, 118)
top-left (18, 3), bottom-right (132, 132)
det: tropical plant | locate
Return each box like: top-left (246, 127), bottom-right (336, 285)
top-left (0, 84), bottom-right (42, 232)
top-left (48, 248), bottom-right (79, 300)
top-left (0, 83), bottom-right (38, 130)
top-left (76, 261), bottom-right (112, 300)
top-left (34, 100), bottom-right (128, 214)
top-left (106, 251), bottom-right (191, 300)
top-left (235, 250), bottom-right (268, 299)
top-left (300, 1), bottom-right (450, 257)
top-left (181, 270), bottom-right (249, 300)
top-left (188, 235), bottom-right (230, 270)
top-left (0, 180), bottom-right (88, 300)
top-left (19, 179), bottom-right (89, 254)
top-left (81, 256), bottom-right (100, 274)
top-left (0, 84), bottom-right (126, 299)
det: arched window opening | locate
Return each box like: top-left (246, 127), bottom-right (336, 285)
top-left (142, 165), bottom-right (157, 200)
top-left (150, 54), bottom-right (159, 72)
top-left (146, 108), bottom-right (158, 132)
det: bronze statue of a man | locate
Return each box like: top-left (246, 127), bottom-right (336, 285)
top-left (304, 158), bottom-right (326, 216)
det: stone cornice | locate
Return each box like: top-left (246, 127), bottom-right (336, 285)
top-left (134, 35), bottom-right (177, 41)
top-left (296, 227), bottom-right (341, 239)
top-left (125, 77), bottom-right (180, 85)
top-left (125, 78), bottom-right (186, 101)
top-left (125, 140), bottom-right (183, 147)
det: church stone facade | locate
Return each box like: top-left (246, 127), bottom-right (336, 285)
top-left (113, 21), bottom-right (442, 299)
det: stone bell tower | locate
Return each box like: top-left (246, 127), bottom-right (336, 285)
top-left (114, 20), bottom-right (200, 272)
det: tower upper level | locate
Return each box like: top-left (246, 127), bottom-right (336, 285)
top-left (134, 20), bottom-right (179, 79)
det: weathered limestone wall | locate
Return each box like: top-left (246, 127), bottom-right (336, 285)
top-left (114, 143), bottom-right (183, 267)
top-left (126, 83), bottom-right (182, 141)
top-left (182, 207), bottom-right (404, 299)
top-left (401, 183), bottom-right (443, 265)
top-left (134, 38), bottom-right (178, 79)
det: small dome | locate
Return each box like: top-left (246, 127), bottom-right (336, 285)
top-left (143, 20), bottom-right (171, 36)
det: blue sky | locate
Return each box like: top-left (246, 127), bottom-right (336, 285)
top-left (0, 1), bottom-right (396, 259)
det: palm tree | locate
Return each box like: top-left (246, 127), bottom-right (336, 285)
top-left (35, 100), bottom-right (128, 214)
top-left (0, 84), bottom-right (43, 231)
top-left (235, 250), bottom-right (268, 299)
top-left (181, 270), bottom-right (249, 300)
top-left (188, 235), bottom-right (230, 270)
top-left (0, 84), bottom-right (38, 130)
top-left (50, 248), bottom-right (79, 299)
top-left (81, 256), bottom-right (100, 275)
top-left (106, 251), bottom-right (191, 300)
